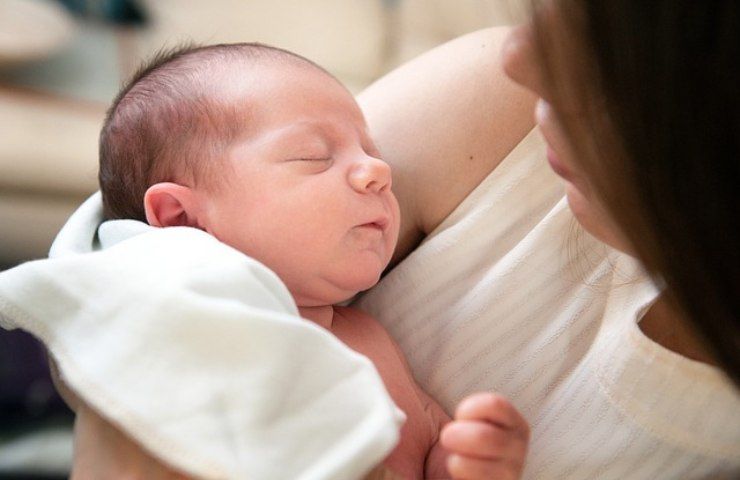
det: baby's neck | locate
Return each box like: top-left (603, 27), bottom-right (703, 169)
top-left (298, 305), bottom-right (335, 330)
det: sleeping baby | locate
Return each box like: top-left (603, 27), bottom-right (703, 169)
top-left (98, 42), bottom-right (529, 480)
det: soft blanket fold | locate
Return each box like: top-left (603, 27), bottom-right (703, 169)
top-left (0, 193), bottom-right (402, 480)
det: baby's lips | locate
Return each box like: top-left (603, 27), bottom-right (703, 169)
top-left (358, 215), bottom-right (390, 231)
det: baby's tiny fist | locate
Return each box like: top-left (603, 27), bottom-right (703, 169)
top-left (440, 392), bottom-right (529, 480)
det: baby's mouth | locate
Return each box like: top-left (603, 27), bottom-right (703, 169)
top-left (358, 216), bottom-right (389, 232)
top-left (358, 223), bottom-right (384, 233)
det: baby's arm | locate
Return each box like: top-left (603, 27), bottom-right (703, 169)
top-left (417, 387), bottom-right (452, 479)
top-left (440, 392), bottom-right (530, 480)
top-left (380, 318), bottom-right (528, 479)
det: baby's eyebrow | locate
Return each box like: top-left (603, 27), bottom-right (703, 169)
top-left (241, 123), bottom-right (317, 149)
top-left (253, 119), bottom-right (368, 154)
top-left (274, 123), bottom-right (330, 147)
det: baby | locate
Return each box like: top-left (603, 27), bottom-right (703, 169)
top-left (98, 43), bottom-right (528, 480)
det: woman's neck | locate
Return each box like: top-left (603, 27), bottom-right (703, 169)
top-left (639, 295), bottom-right (718, 367)
top-left (298, 305), bottom-right (335, 330)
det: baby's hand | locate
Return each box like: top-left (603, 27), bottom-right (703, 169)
top-left (440, 392), bottom-right (529, 480)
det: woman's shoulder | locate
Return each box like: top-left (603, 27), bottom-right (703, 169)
top-left (358, 27), bottom-right (537, 266)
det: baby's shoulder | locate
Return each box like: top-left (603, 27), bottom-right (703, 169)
top-left (333, 305), bottom-right (386, 329)
top-left (331, 306), bottom-right (402, 353)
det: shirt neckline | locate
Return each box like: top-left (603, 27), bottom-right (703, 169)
top-left (592, 255), bottom-right (740, 459)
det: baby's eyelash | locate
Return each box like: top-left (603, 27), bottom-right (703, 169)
top-left (298, 157), bottom-right (331, 162)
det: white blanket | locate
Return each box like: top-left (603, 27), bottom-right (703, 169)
top-left (0, 193), bottom-right (403, 480)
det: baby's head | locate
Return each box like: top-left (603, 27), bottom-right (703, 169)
top-left (100, 43), bottom-right (400, 306)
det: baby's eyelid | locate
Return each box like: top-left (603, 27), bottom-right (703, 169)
top-left (298, 157), bottom-right (332, 162)
top-left (284, 156), bottom-right (331, 162)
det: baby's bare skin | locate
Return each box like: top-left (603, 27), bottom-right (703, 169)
top-left (328, 306), bottom-right (450, 479)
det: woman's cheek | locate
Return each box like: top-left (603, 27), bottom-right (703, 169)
top-left (564, 182), bottom-right (632, 253)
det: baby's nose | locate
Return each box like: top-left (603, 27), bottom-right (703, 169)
top-left (348, 155), bottom-right (392, 193)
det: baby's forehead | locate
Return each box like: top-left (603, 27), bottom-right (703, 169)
top-left (211, 63), bottom-right (362, 126)
top-left (206, 55), bottom-right (331, 96)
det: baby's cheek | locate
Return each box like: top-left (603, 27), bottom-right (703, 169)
top-left (386, 218), bottom-right (401, 260)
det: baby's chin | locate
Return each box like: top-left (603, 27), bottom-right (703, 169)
top-left (294, 269), bottom-right (383, 307)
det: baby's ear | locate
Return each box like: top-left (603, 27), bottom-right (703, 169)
top-left (144, 182), bottom-right (202, 228)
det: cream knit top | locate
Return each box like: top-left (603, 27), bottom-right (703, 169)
top-left (355, 130), bottom-right (740, 479)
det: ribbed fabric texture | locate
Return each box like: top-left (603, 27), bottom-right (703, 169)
top-left (355, 129), bottom-right (740, 479)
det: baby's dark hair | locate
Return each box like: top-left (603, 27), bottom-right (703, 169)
top-left (99, 42), bottom-right (333, 221)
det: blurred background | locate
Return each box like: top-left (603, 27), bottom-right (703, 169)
top-left (0, 1), bottom-right (527, 478)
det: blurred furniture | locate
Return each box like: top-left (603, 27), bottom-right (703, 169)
top-left (0, 0), bottom-right (527, 266)
top-left (0, 330), bottom-right (74, 480)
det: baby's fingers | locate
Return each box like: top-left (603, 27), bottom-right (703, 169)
top-left (455, 392), bottom-right (529, 440)
top-left (447, 453), bottom-right (520, 480)
top-left (439, 420), bottom-right (527, 461)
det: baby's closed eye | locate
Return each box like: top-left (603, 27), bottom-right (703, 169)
top-left (286, 156), bottom-right (334, 173)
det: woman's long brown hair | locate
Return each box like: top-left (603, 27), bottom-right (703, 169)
top-left (532, 0), bottom-right (739, 384)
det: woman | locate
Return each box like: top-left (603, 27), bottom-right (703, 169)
top-left (355, 2), bottom-right (739, 477)
top-left (503, 1), bottom-right (739, 383)
top-left (71, 1), bottom-right (738, 479)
